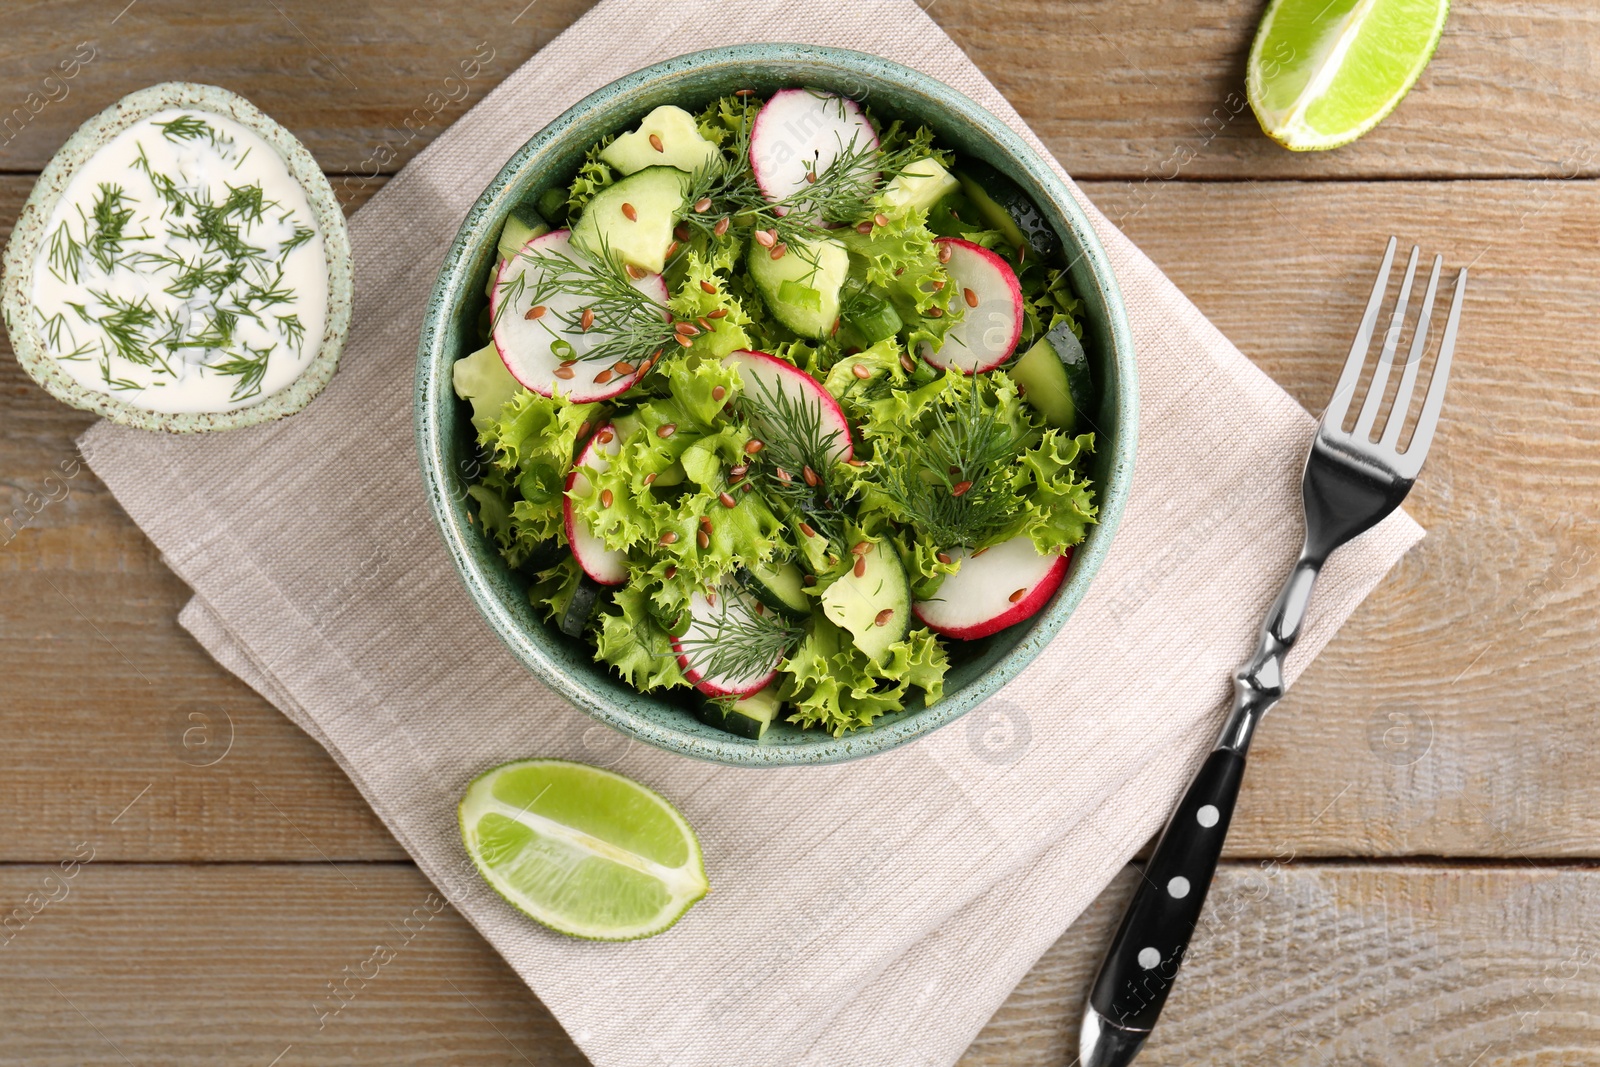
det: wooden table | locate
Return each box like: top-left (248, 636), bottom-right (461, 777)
top-left (2, 2), bottom-right (1596, 1063)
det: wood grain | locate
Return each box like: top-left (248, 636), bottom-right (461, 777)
top-left (4, 862), bottom-right (1597, 1065)
top-left (0, 1), bottom-right (1595, 180)
top-left (2, 176), bottom-right (1595, 862)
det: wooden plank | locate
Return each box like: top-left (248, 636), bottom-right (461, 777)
top-left (3, 862), bottom-right (1598, 1064)
top-left (963, 863), bottom-right (1600, 1065)
top-left (0, 1), bottom-right (1594, 179)
top-left (2, 178), bottom-right (1597, 861)
top-left (1084, 177), bottom-right (1600, 860)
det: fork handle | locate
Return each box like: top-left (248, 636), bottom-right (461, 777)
top-left (1087, 746), bottom-right (1248, 1032)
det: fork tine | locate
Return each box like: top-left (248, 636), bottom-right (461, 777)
top-left (1399, 266), bottom-right (1466, 469)
top-left (1380, 254), bottom-right (1442, 451)
top-left (1353, 244), bottom-right (1420, 440)
top-left (1322, 236), bottom-right (1397, 432)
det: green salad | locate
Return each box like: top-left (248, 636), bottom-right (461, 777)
top-left (452, 88), bottom-right (1098, 738)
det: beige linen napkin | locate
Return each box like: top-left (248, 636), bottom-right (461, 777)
top-left (77, 1), bottom-right (1423, 1064)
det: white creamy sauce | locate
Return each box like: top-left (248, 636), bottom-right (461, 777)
top-left (29, 109), bottom-right (327, 413)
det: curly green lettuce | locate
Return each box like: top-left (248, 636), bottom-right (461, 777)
top-left (780, 616), bottom-right (948, 735)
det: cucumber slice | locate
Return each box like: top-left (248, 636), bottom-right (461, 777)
top-left (953, 160), bottom-right (1063, 261)
top-left (748, 237), bottom-right (849, 338)
top-left (1009, 321), bottom-right (1091, 431)
top-left (601, 105), bottom-right (719, 176)
top-left (452, 342), bottom-right (522, 431)
top-left (842, 289), bottom-right (902, 345)
top-left (882, 157), bottom-right (960, 214)
top-left (497, 201), bottom-right (553, 263)
top-left (536, 187), bottom-right (569, 226)
top-left (737, 560), bottom-right (811, 619)
top-left (571, 166), bottom-right (689, 274)
top-left (559, 576), bottom-right (605, 637)
top-left (694, 686), bottom-right (783, 740)
top-left (821, 539), bottom-right (911, 664)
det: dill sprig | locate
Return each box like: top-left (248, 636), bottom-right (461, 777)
top-left (83, 184), bottom-right (148, 273)
top-left (276, 313), bottom-right (306, 351)
top-left (680, 97), bottom-right (927, 248)
top-left (154, 115), bottom-right (215, 143)
top-left (74, 291), bottom-right (163, 368)
top-left (280, 225), bottom-right (315, 254)
top-left (672, 589), bottom-right (803, 683)
top-left (499, 236), bottom-right (677, 366)
top-left (873, 376), bottom-right (1032, 550)
top-left (210, 344), bottom-right (274, 400)
top-left (47, 222), bottom-right (83, 284)
top-left (736, 370), bottom-right (853, 545)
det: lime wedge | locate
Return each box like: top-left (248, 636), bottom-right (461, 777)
top-left (459, 759), bottom-right (708, 941)
top-left (1247, 0), bottom-right (1449, 151)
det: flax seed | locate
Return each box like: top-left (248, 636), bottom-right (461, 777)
top-left (1009, 588), bottom-right (1027, 603)
top-left (719, 491), bottom-right (737, 509)
top-left (626, 263), bottom-right (647, 280)
top-left (649, 133), bottom-right (664, 152)
top-left (644, 472), bottom-right (658, 486)
top-left (714, 217), bottom-right (730, 236)
top-left (674, 223), bottom-right (691, 243)
top-left (659, 531), bottom-right (679, 545)
top-left (769, 242), bottom-right (787, 260)
top-left (707, 308), bottom-right (728, 319)
top-left (874, 212), bottom-right (889, 228)
top-left (594, 368), bottom-right (613, 384)
top-left (936, 552), bottom-right (952, 564)
top-left (554, 366), bottom-right (575, 379)
top-left (754, 229), bottom-right (776, 248)
top-left (676, 322), bottom-right (699, 336)
top-left (697, 529), bottom-right (710, 549)
top-left (856, 221), bottom-right (873, 234)
top-left (803, 466), bottom-right (820, 487)
top-left (963, 287), bottom-right (978, 308)
top-left (700, 280), bottom-right (718, 294)
top-left (621, 202), bottom-right (637, 221)
top-left (613, 361), bottom-right (634, 375)
top-left (950, 480), bottom-right (973, 496)
top-left (694, 197), bottom-right (712, 213)
top-left (656, 423), bottom-right (676, 438)
top-left (874, 608), bottom-right (894, 627)
top-left (937, 243), bottom-right (952, 263)
top-left (851, 363), bottom-right (870, 380)
top-left (744, 439), bottom-right (764, 454)
top-left (799, 522), bottom-right (816, 538)
top-left (600, 489), bottom-right (613, 509)
top-left (580, 307), bottom-right (594, 331)
top-left (853, 555), bottom-right (867, 578)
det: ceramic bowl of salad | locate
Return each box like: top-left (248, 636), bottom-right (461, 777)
top-left (416, 45), bottom-right (1136, 766)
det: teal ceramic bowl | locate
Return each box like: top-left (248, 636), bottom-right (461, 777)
top-left (416, 44), bottom-right (1137, 766)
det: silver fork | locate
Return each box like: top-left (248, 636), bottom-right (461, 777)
top-left (1078, 237), bottom-right (1467, 1067)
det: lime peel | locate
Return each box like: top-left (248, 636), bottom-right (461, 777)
top-left (459, 758), bottom-right (709, 941)
top-left (1247, 0), bottom-right (1450, 152)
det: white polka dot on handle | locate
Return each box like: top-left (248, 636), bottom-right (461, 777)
top-left (1196, 804), bottom-right (1219, 828)
top-left (1167, 876), bottom-right (1190, 899)
top-left (1137, 946), bottom-right (1161, 969)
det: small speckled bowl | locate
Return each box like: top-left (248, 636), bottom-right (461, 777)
top-left (0, 82), bottom-right (353, 432)
top-left (417, 45), bottom-right (1137, 766)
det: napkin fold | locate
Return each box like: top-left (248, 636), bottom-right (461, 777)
top-left (77, 1), bottom-right (1423, 1064)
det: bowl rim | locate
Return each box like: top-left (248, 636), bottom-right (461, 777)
top-left (416, 43), bottom-right (1138, 766)
top-left (0, 81), bottom-right (353, 433)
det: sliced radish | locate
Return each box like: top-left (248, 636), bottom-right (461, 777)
top-left (563, 425), bottom-right (628, 586)
top-left (750, 89), bottom-right (879, 206)
top-left (919, 237), bottom-right (1025, 374)
top-left (491, 229), bottom-right (667, 403)
top-left (724, 349), bottom-right (852, 464)
top-left (670, 587), bottom-right (784, 697)
top-left (912, 536), bottom-right (1069, 640)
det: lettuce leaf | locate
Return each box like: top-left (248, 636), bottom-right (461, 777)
top-left (594, 584), bottom-right (688, 692)
top-left (1010, 430), bottom-right (1098, 554)
top-left (779, 616), bottom-right (949, 735)
top-left (567, 134), bottom-right (618, 215)
top-left (839, 202), bottom-right (959, 354)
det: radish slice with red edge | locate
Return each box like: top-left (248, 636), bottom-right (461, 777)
top-left (724, 349), bottom-right (853, 464)
top-left (671, 587), bottom-right (784, 697)
top-left (491, 229), bottom-right (667, 403)
top-left (563, 425), bottom-right (628, 586)
top-left (750, 89), bottom-right (879, 207)
top-left (919, 237), bottom-right (1024, 374)
top-left (912, 535), bottom-right (1069, 640)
